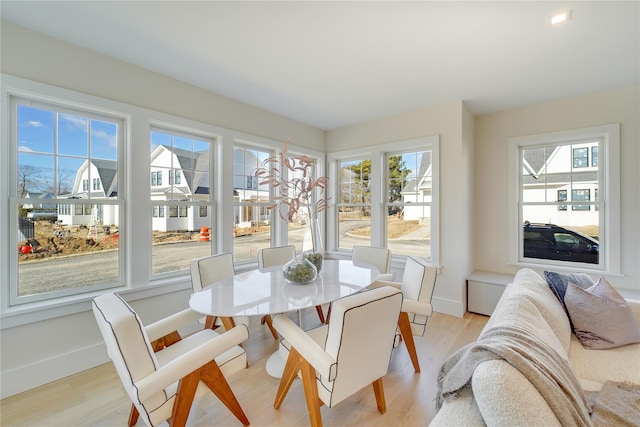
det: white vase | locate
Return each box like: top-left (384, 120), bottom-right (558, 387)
top-left (283, 253), bottom-right (318, 285)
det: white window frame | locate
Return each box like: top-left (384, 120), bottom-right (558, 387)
top-left (327, 135), bottom-right (440, 265)
top-left (508, 124), bottom-right (621, 274)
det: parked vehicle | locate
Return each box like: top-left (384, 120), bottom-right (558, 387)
top-left (523, 222), bottom-right (599, 264)
top-left (26, 211), bottom-right (58, 221)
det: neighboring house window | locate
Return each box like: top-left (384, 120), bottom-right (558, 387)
top-left (329, 136), bottom-right (440, 262)
top-left (199, 205), bottom-right (208, 217)
top-left (75, 204), bottom-right (83, 215)
top-left (92, 178), bottom-right (101, 190)
top-left (168, 169), bottom-right (181, 185)
top-left (150, 128), bottom-right (214, 276)
top-left (509, 124), bottom-right (620, 273)
top-left (573, 147), bottom-right (589, 168)
top-left (572, 189), bottom-right (590, 211)
top-left (557, 189), bottom-right (567, 211)
top-left (233, 145), bottom-right (272, 263)
top-left (9, 95), bottom-right (123, 305)
top-left (592, 146), bottom-right (599, 167)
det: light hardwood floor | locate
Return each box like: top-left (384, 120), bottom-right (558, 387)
top-left (1, 310), bottom-right (488, 427)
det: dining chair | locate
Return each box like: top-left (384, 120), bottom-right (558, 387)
top-left (92, 292), bottom-right (250, 427)
top-left (352, 245), bottom-right (394, 281)
top-left (257, 245), bottom-right (326, 334)
top-left (272, 286), bottom-right (403, 427)
top-left (190, 252), bottom-right (249, 331)
top-left (369, 256), bottom-right (437, 373)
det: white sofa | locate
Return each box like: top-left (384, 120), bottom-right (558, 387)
top-left (431, 268), bottom-right (640, 426)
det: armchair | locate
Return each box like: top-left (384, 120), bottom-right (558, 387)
top-left (92, 293), bottom-right (250, 427)
top-left (272, 286), bottom-right (403, 427)
top-left (190, 253), bottom-right (249, 331)
top-left (369, 256), bottom-right (437, 373)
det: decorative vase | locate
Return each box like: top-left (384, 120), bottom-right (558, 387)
top-left (283, 253), bottom-right (318, 285)
top-left (303, 216), bottom-right (324, 272)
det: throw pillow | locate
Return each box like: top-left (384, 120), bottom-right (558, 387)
top-left (564, 278), bottom-right (640, 350)
top-left (544, 271), bottom-right (595, 329)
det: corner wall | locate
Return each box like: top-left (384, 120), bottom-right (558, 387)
top-left (474, 86), bottom-right (640, 298)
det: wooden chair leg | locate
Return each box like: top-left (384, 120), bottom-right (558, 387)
top-left (372, 378), bottom-right (386, 413)
top-left (261, 315), bottom-right (279, 340)
top-left (324, 305), bottom-right (331, 324)
top-left (398, 311), bottom-right (420, 373)
top-left (300, 357), bottom-right (323, 427)
top-left (128, 404), bottom-right (139, 427)
top-left (169, 369), bottom-right (201, 427)
top-left (205, 315), bottom-right (218, 330)
top-left (201, 360), bottom-right (250, 426)
top-left (315, 305), bottom-right (325, 323)
top-left (274, 348), bottom-right (301, 409)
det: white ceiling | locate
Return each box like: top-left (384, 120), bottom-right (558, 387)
top-left (1, 1), bottom-right (638, 130)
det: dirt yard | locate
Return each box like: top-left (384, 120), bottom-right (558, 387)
top-left (18, 221), bottom-right (195, 262)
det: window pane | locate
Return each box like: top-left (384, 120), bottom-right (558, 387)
top-left (150, 129), bottom-right (213, 276)
top-left (18, 203), bottom-right (120, 297)
top-left (386, 205), bottom-right (431, 258)
top-left (521, 140), bottom-right (600, 265)
top-left (18, 105), bottom-right (54, 154)
top-left (58, 114), bottom-right (88, 157)
top-left (233, 146), bottom-right (272, 263)
top-left (338, 206), bottom-right (371, 250)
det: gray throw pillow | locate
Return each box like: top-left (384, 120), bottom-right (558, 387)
top-left (544, 271), bottom-right (595, 329)
top-left (564, 278), bottom-right (640, 350)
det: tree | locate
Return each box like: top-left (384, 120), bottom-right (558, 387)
top-left (17, 165), bottom-right (39, 198)
top-left (388, 155), bottom-right (409, 203)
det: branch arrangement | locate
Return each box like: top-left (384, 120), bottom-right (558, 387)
top-left (254, 139), bottom-right (329, 223)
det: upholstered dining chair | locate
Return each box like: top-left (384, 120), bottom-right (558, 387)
top-left (352, 245), bottom-right (394, 281)
top-left (190, 252), bottom-right (249, 331)
top-left (272, 286), bottom-right (403, 427)
top-left (257, 245), bottom-right (326, 336)
top-left (369, 256), bottom-right (437, 373)
top-left (92, 292), bottom-right (250, 427)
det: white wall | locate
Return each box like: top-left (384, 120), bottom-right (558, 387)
top-left (0, 21), bottom-right (324, 399)
top-left (327, 101), bottom-right (474, 316)
top-left (474, 86), bottom-right (640, 298)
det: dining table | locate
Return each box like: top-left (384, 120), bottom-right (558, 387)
top-left (188, 258), bottom-right (380, 376)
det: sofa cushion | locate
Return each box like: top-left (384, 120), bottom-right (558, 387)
top-left (565, 278), bottom-right (640, 350)
top-left (543, 271), bottom-right (594, 328)
top-left (472, 360), bottom-right (563, 427)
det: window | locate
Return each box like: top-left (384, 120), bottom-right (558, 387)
top-left (385, 149), bottom-right (433, 258)
top-left (573, 147), bottom-right (589, 168)
top-left (150, 128), bottom-right (214, 276)
top-left (10, 96), bottom-right (123, 304)
top-left (329, 135), bottom-right (440, 263)
top-left (336, 158), bottom-right (372, 249)
top-left (557, 189), bottom-right (567, 211)
top-left (509, 124), bottom-right (621, 273)
top-left (572, 189), bottom-right (590, 211)
top-left (92, 178), bottom-right (101, 191)
top-left (233, 145), bottom-right (272, 263)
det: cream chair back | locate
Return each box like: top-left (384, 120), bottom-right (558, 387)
top-left (190, 253), bottom-right (235, 291)
top-left (351, 245), bottom-right (392, 274)
top-left (401, 256), bottom-right (437, 336)
top-left (257, 245), bottom-right (296, 269)
top-left (322, 286), bottom-right (403, 407)
top-left (92, 293), bottom-right (165, 427)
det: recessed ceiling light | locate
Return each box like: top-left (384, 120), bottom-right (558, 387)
top-left (551, 9), bottom-right (572, 25)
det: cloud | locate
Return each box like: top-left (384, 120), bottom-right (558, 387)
top-left (60, 114), bottom-right (88, 131)
top-left (28, 120), bottom-right (44, 128)
top-left (92, 129), bottom-right (118, 148)
top-left (18, 145), bottom-right (34, 152)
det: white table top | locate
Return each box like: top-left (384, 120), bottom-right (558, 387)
top-left (189, 259), bottom-right (379, 317)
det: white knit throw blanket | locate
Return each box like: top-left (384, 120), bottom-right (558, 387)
top-left (436, 325), bottom-right (593, 427)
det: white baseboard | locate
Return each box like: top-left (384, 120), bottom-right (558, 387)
top-left (432, 295), bottom-right (466, 318)
top-left (1, 342), bottom-right (108, 399)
